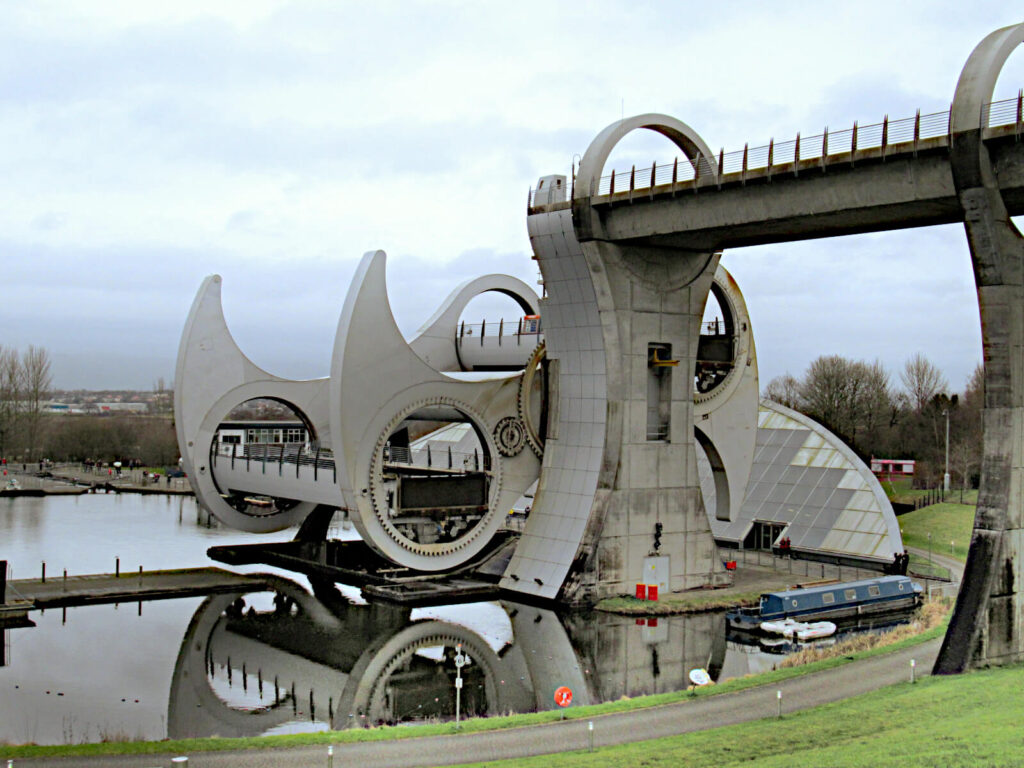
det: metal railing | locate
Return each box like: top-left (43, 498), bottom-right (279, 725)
top-left (385, 444), bottom-right (490, 472)
top-left (211, 441), bottom-right (491, 478)
top-left (701, 318), bottom-right (727, 335)
top-left (458, 317), bottom-right (542, 345)
top-left (528, 90), bottom-right (1024, 208)
top-left (212, 443), bottom-right (337, 482)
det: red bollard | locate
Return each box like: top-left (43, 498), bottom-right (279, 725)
top-left (635, 583), bottom-right (647, 600)
top-left (647, 584), bottom-right (659, 601)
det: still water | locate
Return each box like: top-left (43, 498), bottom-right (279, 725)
top-left (0, 495), bottom-right (863, 745)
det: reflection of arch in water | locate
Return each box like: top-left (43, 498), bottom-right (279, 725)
top-left (170, 582), bottom-right (727, 737)
top-left (167, 577), bottom-right (371, 739)
top-left (332, 619), bottom-right (531, 727)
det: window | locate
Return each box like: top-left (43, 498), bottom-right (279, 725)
top-left (221, 435), bottom-right (241, 444)
top-left (822, 593), bottom-right (835, 604)
top-left (285, 427), bottom-right (305, 443)
top-left (646, 343), bottom-right (672, 441)
top-left (844, 589), bottom-right (857, 601)
top-left (868, 585), bottom-right (880, 597)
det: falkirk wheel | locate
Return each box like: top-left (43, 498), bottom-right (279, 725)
top-left (179, 22), bottom-right (1024, 673)
top-left (176, 248), bottom-right (761, 603)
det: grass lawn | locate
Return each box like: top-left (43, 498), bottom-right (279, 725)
top-left (447, 663), bottom-right (1024, 768)
top-left (597, 590), bottom-right (762, 615)
top-left (898, 502), bottom-right (976, 562)
top-left (880, 477), bottom-right (978, 508)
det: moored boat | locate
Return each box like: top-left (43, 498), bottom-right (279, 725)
top-left (728, 575), bottom-right (922, 635)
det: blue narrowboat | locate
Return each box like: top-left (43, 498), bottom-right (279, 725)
top-left (727, 575), bottom-right (923, 634)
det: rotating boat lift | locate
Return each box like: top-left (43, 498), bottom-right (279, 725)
top-left (178, 23), bottom-right (1024, 673)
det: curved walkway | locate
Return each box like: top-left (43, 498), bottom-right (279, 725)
top-left (21, 636), bottom-right (943, 768)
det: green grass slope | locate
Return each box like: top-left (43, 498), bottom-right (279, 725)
top-left (453, 663), bottom-right (1024, 768)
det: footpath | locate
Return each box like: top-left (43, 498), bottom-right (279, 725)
top-left (1, 462), bottom-right (192, 496)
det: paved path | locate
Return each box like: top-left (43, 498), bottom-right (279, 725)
top-left (15, 636), bottom-right (942, 768)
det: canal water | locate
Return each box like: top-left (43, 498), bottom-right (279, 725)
top-left (0, 494), bottom-right (899, 746)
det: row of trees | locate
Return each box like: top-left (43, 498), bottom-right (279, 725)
top-left (0, 344), bottom-right (179, 467)
top-left (40, 414), bottom-right (180, 467)
top-left (764, 353), bottom-right (983, 489)
top-left (0, 344), bottom-right (53, 462)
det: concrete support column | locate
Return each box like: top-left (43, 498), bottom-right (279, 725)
top-left (576, 241), bottom-right (724, 595)
top-left (934, 21), bottom-right (1024, 673)
top-left (935, 184), bottom-right (1024, 671)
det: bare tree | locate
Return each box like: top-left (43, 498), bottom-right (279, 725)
top-left (858, 359), bottom-right (896, 451)
top-left (799, 355), bottom-right (859, 441)
top-left (0, 346), bottom-right (24, 459)
top-left (21, 345), bottom-right (52, 460)
top-left (763, 373), bottom-right (802, 409)
top-left (900, 353), bottom-right (948, 413)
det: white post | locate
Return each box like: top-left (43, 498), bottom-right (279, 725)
top-left (911, 658), bottom-right (916, 683)
top-left (588, 720), bottom-right (594, 752)
top-left (943, 409), bottom-right (950, 492)
top-left (328, 745), bottom-right (334, 768)
top-left (454, 643), bottom-right (465, 727)
top-left (776, 689), bottom-right (782, 718)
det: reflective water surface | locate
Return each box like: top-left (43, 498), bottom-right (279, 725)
top-left (0, 495), bottom-right (902, 745)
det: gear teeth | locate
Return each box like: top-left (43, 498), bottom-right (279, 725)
top-left (517, 342), bottom-right (547, 459)
top-left (367, 397), bottom-right (503, 558)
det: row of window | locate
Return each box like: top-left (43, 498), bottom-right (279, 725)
top-left (820, 584), bottom-right (882, 606)
top-left (218, 428), bottom-right (308, 445)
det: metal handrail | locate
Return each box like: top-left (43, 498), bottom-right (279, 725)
top-left (213, 441), bottom-right (490, 477)
top-left (458, 317), bottom-right (543, 343)
top-left (527, 91), bottom-right (1024, 208)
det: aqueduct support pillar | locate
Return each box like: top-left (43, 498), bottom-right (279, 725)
top-left (558, 115), bottom-right (726, 600)
top-left (935, 22), bottom-right (1024, 673)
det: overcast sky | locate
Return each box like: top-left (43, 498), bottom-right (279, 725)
top-left (2, 1), bottom-right (1022, 393)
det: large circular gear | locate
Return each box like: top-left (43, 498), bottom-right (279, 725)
top-left (366, 397), bottom-right (504, 559)
top-left (336, 620), bottom-right (505, 727)
top-left (517, 342), bottom-right (547, 458)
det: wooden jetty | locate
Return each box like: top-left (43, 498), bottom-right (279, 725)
top-left (4, 567), bottom-right (271, 610)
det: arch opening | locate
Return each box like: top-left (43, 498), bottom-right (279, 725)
top-left (211, 397), bottom-right (318, 518)
top-left (374, 405), bottom-right (495, 550)
top-left (695, 282), bottom-right (737, 396)
top-left (575, 114), bottom-right (718, 202)
top-left (695, 426), bottom-right (731, 522)
top-left (456, 290), bottom-right (543, 372)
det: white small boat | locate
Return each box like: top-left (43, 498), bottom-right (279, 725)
top-left (4, 478), bottom-right (21, 491)
top-left (760, 617), bottom-right (836, 640)
top-left (795, 621), bottom-right (836, 641)
top-left (759, 618), bottom-right (802, 636)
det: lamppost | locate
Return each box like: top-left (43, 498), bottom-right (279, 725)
top-left (943, 408), bottom-right (951, 494)
top-left (453, 643), bottom-right (465, 727)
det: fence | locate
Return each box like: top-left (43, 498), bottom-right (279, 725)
top-left (730, 548), bottom-right (879, 583)
top-left (212, 443), bottom-right (337, 483)
top-left (458, 316), bottom-right (542, 345)
top-left (528, 90), bottom-right (1024, 208)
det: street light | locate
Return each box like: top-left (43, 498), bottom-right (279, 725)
top-left (943, 409), bottom-right (950, 493)
top-left (454, 643), bottom-right (465, 727)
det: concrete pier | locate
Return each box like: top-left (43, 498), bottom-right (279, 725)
top-left (5, 567), bottom-right (270, 610)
